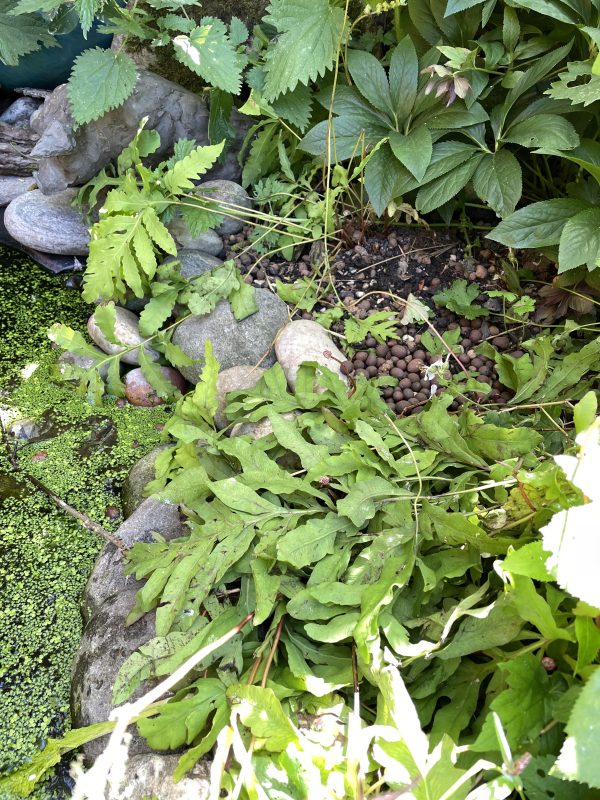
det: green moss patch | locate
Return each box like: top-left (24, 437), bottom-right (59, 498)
top-left (0, 248), bottom-right (168, 797)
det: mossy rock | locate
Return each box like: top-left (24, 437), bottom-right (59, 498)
top-left (121, 444), bottom-right (173, 518)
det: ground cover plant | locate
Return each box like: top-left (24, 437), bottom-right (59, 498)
top-left (1, 0), bottom-right (600, 798)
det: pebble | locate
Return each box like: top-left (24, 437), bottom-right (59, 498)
top-left (198, 180), bottom-right (252, 235)
top-left (164, 249), bottom-right (222, 280)
top-left (166, 216), bottom-right (224, 255)
top-left (275, 320), bottom-right (349, 391)
top-left (0, 176), bottom-right (36, 207)
top-left (57, 346), bottom-right (111, 379)
top-left (4, 188), bottom-right (90, 255)
top-left (215, 365), bottom-right (266, 429)
top-left (0, 96), bottom-right (42, 127)
top-left (124, 366), bottom-right (187, 406)
top-left (87, 307), bottom-right (159, 366)
top-left (172, 288), bottom-right (289, 383)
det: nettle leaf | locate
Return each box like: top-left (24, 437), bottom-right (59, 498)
top-left (489, 199), bottom-right (591, 249)
top-left (271, 83), bottom-right (313, 132)
top-left (173, 17), bottom-right (245, 94)
top-left (0, 3), bottom-right (57, 65)
top-left (68, 49), bottom-right (138, 125)
top-left (433, 279), bottom-right (489, 319)
top-left (263, 0), bottom-right (347, 101)
top-left (552, 668), bottom-right (600, 788)
top-left (473, 655), bottom-right (550, 752)
top-left (558, 207), bottom-right (600, 272)
top-left (472, 150), bottom-right (522, 218)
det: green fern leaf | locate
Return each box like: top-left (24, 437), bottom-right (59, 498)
top-left (106, 357), bottom-right (125, 398)
top-left (162, 142), bottom-right (225, 194)
top-left (173, 17), bottom-right (245, 94)
top-left (263, 0), bottom-right (347, 101)
top-left (68, 48), bottom-right (138, 124)
top-left (93, 302), bottom-right (119, 344)
top-left (0, 1), bottom-right (57, 65)
top-left (142, 206), bottom-right (177, 256)
top-left (139, 348), bottom-right (181, 401)
top-left (139, 287), bottom-right (179, 337)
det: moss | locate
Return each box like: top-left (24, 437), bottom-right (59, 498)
top-left (0, 248), bottom-right (169, 798)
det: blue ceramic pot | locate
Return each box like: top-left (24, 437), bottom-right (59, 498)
top-left (0, 19), bottom-right (112, 91)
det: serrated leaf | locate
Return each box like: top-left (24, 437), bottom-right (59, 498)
top-left (173, 17), bottom-right (245, 94)
top-left (138, 288), bottom-right (178, 337)
top-left (271, 83), bottom-right (313, 132)
top-left (0, 5), bottom-right (57, 66)
top-left (472, 150), bottom-right (522, 218)
top-left (552, 668), bottom-right (600, 788)
top-left (228, 278), bottom-right (258, 321)
top-left (263, 0), bottom-right (347, 101)
top-left (558, 207), bottom-right (600, 272)
top-left (68, 49), bottom-right (138, 125)
top-left (400, 293), bottom-right (432, 325)
top-left (344, 310), bottom-right (398, 344)
top-left (433, 279), bottom-right (489, 319)
top-left (503, 114), bottom-right (580, 150)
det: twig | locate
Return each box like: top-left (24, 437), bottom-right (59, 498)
top-left (0, 418), bottom-right (127, 553)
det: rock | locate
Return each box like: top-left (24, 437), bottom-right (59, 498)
top-left (166, 215), bottom-right (224, 255)
top-left (0, 96), bottom-right (42, 127)
top-left (0, 175), bottom-right (35, 206)
top-left (275, 320), bottom-right (348, 392)
top-left (124, 366), bottom-right (187, 407)
top-left (74, 498), bottom-right (186, 764)
top-left (215, 365), bottom-right (265, 429)
top-left (122, 446), bottom-right (173, 518)
top-left (198, 180), bottom-right (252, 235)
top-left (87, 307), bottom-right (159, 366)
top-left (29, 70), bottom-right (250, 194)
top-left (165, 249), bottom-right (222, 281)
top-left (82, 497), bottom-right (184, 620)
top-left (172, 289), bottom-right (289, 383)
top-left (107, 753), bottom-right (210, 800)
top-left (3, 188), bottom-right (90, 255)
top-left (57, 345), bottom-right (111, 379)
top-left (71, 590), bottom-right (158, 765)
top-left (231, 412), bottom-right (297, 440)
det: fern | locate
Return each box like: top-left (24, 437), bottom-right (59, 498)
top-left (82, 129), bottom-right (224, 304)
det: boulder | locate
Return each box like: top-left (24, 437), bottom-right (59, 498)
top-left (275, 320), bottom-right (348, 392)
top-left (166, 215), bottom-right (224, 255)
top-left (230, 412), bottom-right (297, 441)
top-left (0, 175), bottom-right (35, 206)
top-left (107, 753), bottom-right (210, 800)
top-left (3, 188), bottom-right (90, 255)
top-left (73, 498), bottom-right (186, 765)
top-left (87, 307), bottom-right (159, 366)
top-left (215, 365), bottom-right (265, 430)
top-left (0, 96), bottom-right (42, 127)
top-left (121, 446), bottom-right (173, 518)
top-left (124, 366), bottom-right (187, 407)
top-left (82, 497), bottom-right (184, 620)
top-left (172, 289), bottom-right (289, 383)
top-left (198, 180), bottom-right (252, 235)
top-left (29, 70), bottom-right (250, 194)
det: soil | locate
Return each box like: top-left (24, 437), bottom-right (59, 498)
top-left (223, 225), bottom-right (554, 414)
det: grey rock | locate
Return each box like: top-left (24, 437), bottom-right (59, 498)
top-left (57, 346), bottom-right (111, 379)
top-left (122, 445), bottom-right (173, 518)
top-left (172, 289), bottom-right (289, 383)
top-left (107, 753), bottom-right (210, 800)
top-left (71, 589), bottom-right (158, 765)
top-left (83, 497), bottom-right (184, 620)
top-left (0, 175), bottom-right (35, 206)
top-left (198, 180), bottom-right (252, 235)
top-left (0, 96), bottom-right (42, 127)
top-left (87, 307), bottom-right (159, 366)
top-left (30, 70), bottom-right (251, 194)
top-left (3, 188), bottom-right (90, 255)
top-left (166, 214), bottom-right (224, 255)
top-left (166, 249), bottom-right (222, 281)
top-left (231, 412), bottom-right (297, 441)
top-left (215, 365), bottom-right (265, 430)
top-left (74, 497), bottom-right (185, 764)
top-left (275, 320), bottom-right (348, 392)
